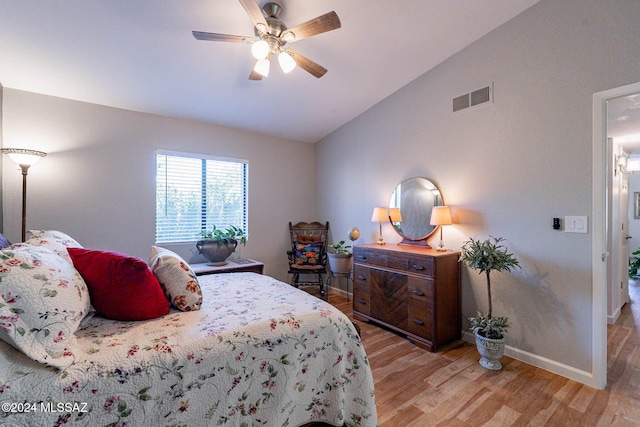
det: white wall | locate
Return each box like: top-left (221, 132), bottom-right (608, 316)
top-left (1, 89), bottom-right (315, 282)
top-left (316, 0), bottom-right (640, 377)
top-left (628, 172), bottom-right (640, 248)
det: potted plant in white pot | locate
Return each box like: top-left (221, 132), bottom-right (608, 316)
top-left (328, 240), bottom-right (353, 275)
top-left (196, 225), bottom-right (247, 266)
top-left (459, 236), bottom-right (520, 370)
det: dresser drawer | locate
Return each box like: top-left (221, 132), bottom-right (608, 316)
top-left (406, 256), bottom-right (435, 277)
top-left (354, 248), bottom-right (409, 271)
top-left (354, 247), bottom-right (434, 277)
top-left (353, 264), bottom-right (370, 284)
top-left (354, 248), bottom-right (386, 268)
top-left (407, 277), bottom-right (433, 309)
top-left (353, 282), bottom-right (371, 316)
top-left (407, 304), bottom-right (433, 339)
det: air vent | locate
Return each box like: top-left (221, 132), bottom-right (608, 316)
top-left (452, 94), bottom-right (470, 112)
top-left (453, 83), bottom-right (493, 113)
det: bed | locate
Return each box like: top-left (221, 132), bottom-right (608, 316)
top-left (0, 232), bottom-right (377, 427)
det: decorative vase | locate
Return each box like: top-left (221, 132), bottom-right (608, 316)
top-left (196, 239), bottom-right (238, 266)
top-left (474, 331), bottom-right (506, 370)
top-left (328, 253), bottom-right (353, 275)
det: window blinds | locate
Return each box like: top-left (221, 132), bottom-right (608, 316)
top-left (155, 151), bottom-right (248, 244)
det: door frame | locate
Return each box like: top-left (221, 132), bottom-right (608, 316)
top-left (592, 81), bottom-right (640, 389)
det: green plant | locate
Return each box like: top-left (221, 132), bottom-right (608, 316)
top-left (200, 225), bottom-right (247, 246)
top-left (468, 311), bottom-right (510, 340)
top-left (459, 236), bottom-right (520, 339)
top-left (330, 240), bottom-right (352, 254)
top-left (630, 248), bottom-right (640, 279)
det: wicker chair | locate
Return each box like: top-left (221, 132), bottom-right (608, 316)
top-left (287, 221), bottom-right (329, 298)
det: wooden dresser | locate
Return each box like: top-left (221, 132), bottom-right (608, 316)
top-left (352, 244), bottom-right (461, 352)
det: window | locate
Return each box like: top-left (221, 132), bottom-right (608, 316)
top-left (155, 151), bottom-right (248, 244)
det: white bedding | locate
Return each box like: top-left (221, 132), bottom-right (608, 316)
top-left (0, 272), bottom-right (377, 426)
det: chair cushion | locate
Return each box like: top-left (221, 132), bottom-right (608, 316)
top-left (293, 241), bottom-right (323, 266)
top-left (296, 233), bottom-right (322, 244)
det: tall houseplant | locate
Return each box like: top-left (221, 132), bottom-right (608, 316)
top-left (460, 236), bottom-right (520, 370)
top-left (196, 225), bottom-right (247, 266)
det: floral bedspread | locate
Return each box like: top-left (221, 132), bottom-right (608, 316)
top-left (0, 273), bottom-right (377, 427)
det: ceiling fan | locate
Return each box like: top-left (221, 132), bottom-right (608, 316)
top-left (192, 0), bottom-right (341, 80)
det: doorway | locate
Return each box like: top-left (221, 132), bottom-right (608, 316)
top-left (593, 81), bottom-right (640, 389)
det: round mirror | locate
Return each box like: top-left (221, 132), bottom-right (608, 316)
top-left (388, 177), bottom-right (443, 245)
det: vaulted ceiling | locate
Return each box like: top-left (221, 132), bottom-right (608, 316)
top-left (2, 0), bottom-right (552, 143)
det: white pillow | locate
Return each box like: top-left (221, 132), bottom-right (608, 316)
top-left (0, 245), bottom-right (91, 368)
top-left (24, 230), bottom-right (83, 264)
top-left (149, 246), bottom-right (202, 311)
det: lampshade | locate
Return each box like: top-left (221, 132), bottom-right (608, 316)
top-left (1, 148), bottom-right (47, 167)
top-left (371, 207), bottom-right (388, 223)
top-left (389, 208), bottom-right (402, 223)
top-left (430, 206), bottom-right (452, 226)
top-left (251, 40), bottom-right (270, 60)
top-left (278, 51), bottom-right (296, 73)
top-left (254, 58), bottom-right (270, 77)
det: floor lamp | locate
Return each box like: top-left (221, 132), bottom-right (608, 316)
top-left (1, 148), bottom-right (47, 242)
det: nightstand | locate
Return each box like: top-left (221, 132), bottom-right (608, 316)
top-left (191, 259), bottom-right (264, 276)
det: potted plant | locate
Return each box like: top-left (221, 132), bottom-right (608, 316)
top-left (327, 240), bottom-right (353, 275)
top-left (196, 225), bottom-right (247, 266)
top-left (629, 247), bottom-right (640, 278)
top-left (459, 236), bottom-right (520, 370)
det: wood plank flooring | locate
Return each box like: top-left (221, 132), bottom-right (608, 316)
top-left (322, 281), bottom-right (640, 426)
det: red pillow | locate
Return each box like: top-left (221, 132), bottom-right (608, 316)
top-left (67, 248), bottom-right (170, 321)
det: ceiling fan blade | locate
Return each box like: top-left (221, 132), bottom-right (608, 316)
top-left (192, 31), bottom-right (249, 43)
top-left (287, 49), bottom-right (327, 78)
top-left (239, 0), bottom-right (268, 31)
top-left (282, 11), bottom-right (341, 42)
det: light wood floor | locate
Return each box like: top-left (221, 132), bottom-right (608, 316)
top-left (322, 282), bottom-right (640, 426)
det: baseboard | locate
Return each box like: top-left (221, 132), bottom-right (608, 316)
top-left (608, 307), bottom-right (621, 324)
top-left (461, 331), bottom-right (599, 388)
top-left (326, 284), bottom-right (351, 301)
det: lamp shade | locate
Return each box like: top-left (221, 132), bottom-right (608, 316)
top-left (1, 148), bottom-right (47, 166)
top-left (251, 40), bottom-right (270, 60)
top-left (430, 206), bottom-right (452, 226)
top-left (389, 207), bottom-right (402, 223)
top-left (371, 207), bottom-right (388, 223)
top-left (278, 50), bottom-right (296, 73)
top-left (254, 58), bottom-right (270, 77)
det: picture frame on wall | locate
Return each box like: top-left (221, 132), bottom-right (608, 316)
top-left (635, 192), bottom-right (640, 219)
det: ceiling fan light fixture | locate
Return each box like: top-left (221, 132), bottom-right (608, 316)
top-left (282, 31), bottom-right (295, 42)
top-left (254, 58), bottom-right (270, 77)
top-left (278, 51), bottom-right (296, 73)
top-left (251, 39), bottom-right (270, 59)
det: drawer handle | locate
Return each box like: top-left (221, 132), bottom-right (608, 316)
top-left (358, 298), bottom-right (366, 305)
top-left (357, 275), bottom-right (366, 281)
top-left (412, 290), bottom-right (424, 296)
top-left (412, 265), bottom-right (425, 270)
top-left (412, 319), bottom-right (424, 325)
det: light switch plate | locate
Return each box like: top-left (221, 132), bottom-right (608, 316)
top-left (565, 216), bottom-right (588, 233)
